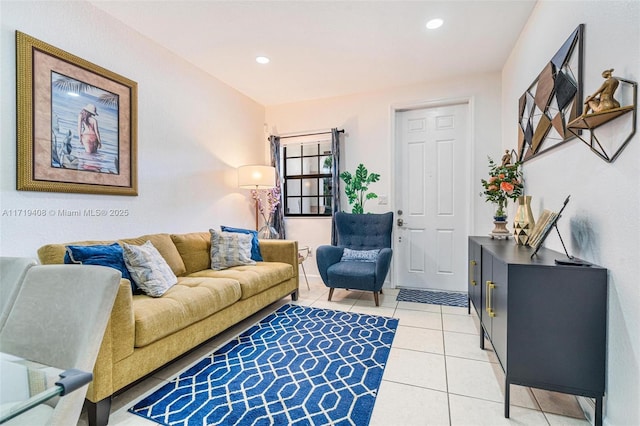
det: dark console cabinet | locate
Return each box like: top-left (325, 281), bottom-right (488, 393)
top-left (468, 237), bottom-right (607, 426)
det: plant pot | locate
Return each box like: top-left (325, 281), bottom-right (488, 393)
top-left (491, 217), bottom-right (510, 236)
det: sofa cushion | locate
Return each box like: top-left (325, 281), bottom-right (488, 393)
top-left (188, 262), bottom-right (294, 300)
top-left (120, 234), bottom-right (186, 277)
top-left (64, 243), bottom-right (134, 289)
top-left (340, 248), bottom-right (380, 262)
top-left (132, 277), bottom-right (241, 347)
top-left (210, 229), bottom-right (256, 270)
top-left (122, 241), bottom-right (178, 297)
top-left (170, 232), bottom-right (211, 275)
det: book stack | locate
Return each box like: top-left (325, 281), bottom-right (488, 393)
top-left (527, 209), bottom-right (558, 249)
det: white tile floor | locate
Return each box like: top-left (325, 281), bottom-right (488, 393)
top-left (85, 277), bottom-right (591, 426)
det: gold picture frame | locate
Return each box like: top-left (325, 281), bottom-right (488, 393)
top-left (16, 31), bottom-right (138, 195)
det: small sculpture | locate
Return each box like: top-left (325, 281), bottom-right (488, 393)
top-left (501, 149), bottom-right (512, 166)
top-left (583, 69), bottom-right (621, 115)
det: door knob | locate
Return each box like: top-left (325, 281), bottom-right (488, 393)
top-left (397, 218), bottom-right (404, 226)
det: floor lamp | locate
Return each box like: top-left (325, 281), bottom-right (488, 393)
top-left (238, 165), bottom-right (276, 230)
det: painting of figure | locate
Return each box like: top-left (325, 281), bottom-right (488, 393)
top-left (51, 72), bottom-right (120, 174)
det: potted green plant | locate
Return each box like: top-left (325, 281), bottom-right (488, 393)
top-left (340, 163), bottom-right (380, 214)
top-left (480, 156), bottom-right (524, 220)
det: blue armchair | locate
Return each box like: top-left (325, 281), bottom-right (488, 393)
top-left (316, 212), bottom-right (393, 306)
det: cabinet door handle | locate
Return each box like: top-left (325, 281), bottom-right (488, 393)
top-left (486, 280), bottom-right (496, 317)
top-left (487, 281), bottom-right (496, 318)
top-left (469, 260), bottom-right (477, 286)
top-left (486, 280), bottom-right (491, 313)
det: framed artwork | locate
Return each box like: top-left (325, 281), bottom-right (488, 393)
top-left (16, 31), bottom-right (138, 195)
top-left (517, 24), bottom-right (584, 162)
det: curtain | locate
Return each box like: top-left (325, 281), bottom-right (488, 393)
top-left (330, 128), bottom-right (341, 245)
top-left (269, 135), bottom-right (285, 239)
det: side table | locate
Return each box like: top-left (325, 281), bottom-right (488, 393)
top-left (298, 246), bottom-right (311, 290)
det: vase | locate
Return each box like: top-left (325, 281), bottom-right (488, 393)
top-left (513, 195), bottom-right (535, 245)
top-left (258, 225), bottom-right (279, 239)
top-left (491, 216), bottom-right (510, 238)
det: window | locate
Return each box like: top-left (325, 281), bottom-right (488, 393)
top-left (283, 141), bottom-right (333, 216)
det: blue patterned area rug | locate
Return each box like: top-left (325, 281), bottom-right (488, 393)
top-left (396, 289), bottom-right (468, 307)
top-left (129, 304), bottom-right (398, 426)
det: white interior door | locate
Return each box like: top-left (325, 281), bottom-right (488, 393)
top-left (394, 103), bottom-right (469, 292)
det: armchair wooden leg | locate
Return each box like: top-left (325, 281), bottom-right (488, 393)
top-left (328, 288), bottom-right (335, 301)
top-left (373, 291), bottom-right (380, 306)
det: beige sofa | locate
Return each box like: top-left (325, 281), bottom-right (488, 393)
top-left (38, 232), bottom-right (299, 426)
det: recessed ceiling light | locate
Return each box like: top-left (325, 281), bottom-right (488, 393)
top-left (256, 56), bottom-right (270, 64)
top-left (426, 18), bottom-right (444, 30)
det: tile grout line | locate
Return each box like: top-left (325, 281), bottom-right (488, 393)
top-left (442, 308), bottom-right (454, 426)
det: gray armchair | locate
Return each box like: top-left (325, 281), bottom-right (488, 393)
top-left (0, 263), bottom-right (121, 425)
top-left (0, 257), bottom-right (37, 331)
top-left (316, 212), bottom-right (393, 306)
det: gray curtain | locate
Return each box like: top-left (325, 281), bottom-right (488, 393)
top-left (269, 135), bottom-right (285, 239)
top-left (331, 128), bottom-right (341, 245)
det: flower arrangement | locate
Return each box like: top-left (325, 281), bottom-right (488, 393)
top-left (251, 186), bottom-right (281, 226)
top-left (480, 156), bottom-right (524, 218)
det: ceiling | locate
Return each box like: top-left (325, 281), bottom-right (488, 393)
top-left (91, 0), bottom-right (537, 106)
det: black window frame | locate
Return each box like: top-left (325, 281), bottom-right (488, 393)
top-left (283, 142), bottom-right (333, 217)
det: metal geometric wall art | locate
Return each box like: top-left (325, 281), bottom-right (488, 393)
top-left (517, 24), bottom-right (584, 162)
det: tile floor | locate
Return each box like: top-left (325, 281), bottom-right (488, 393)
top-left (82, 277), bottom-right (592, 426)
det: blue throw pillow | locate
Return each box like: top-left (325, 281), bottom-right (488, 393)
top-left (340, 248), bottom-right (380, 263)
top-left (220, 226), bottom-right (263, 261)
top-left (64, 242), bottom-right (136, 291)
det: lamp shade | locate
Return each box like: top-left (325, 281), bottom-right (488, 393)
top-left (238, 165), bottom-right (276, 189)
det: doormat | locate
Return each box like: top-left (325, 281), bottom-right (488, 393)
top-left (129, 304), bottom-right (398, 426)
top-left (396, 288), bottom-right (468, 307)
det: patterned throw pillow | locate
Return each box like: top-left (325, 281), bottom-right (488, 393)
top-left (220, 226), bottom-right (263, 261)
top-left (65, 242), bottom-right (135, 290)
top-left (340, 248), bottom-right (380, 263)
top-left (209, 229), bottom-right (256, 271)
top-left (122, 241), bottom-right (178, 297)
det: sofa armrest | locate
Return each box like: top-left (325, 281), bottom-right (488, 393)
top-left (375, 248), bottom-right (393, 287)
top-left (85, 278), bottom-right (135, 403)
top-left (258, 239), bottom-right (299, 279)
top-left (316, 245), bottom-right (344, 284)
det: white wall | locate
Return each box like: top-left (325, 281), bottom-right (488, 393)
top-left (502, 2), bottom-right (639, 424)
top-left (267, 73), bottom-right (503, 277)
top-left (0, 1), bottom-right (265, 257)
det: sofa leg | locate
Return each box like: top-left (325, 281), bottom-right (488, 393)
top-left (380, 288), bottom-right (383, 294)
top-left (328, 288), bottom-right (335, 301)
top-left (87, 396), bottom-right (111, 426)
top-left (373, 291), bottom-right (380, 306)
top-left (291, 289), bottom-right (299, 301)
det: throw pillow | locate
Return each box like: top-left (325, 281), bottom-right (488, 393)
top-left (65, 242), bottom-right (135, 291)
top-left (340, 248), bottom-right (380, 263)
top-left (220, 225), bottom-right (263, 261)
top-left (122, 241), bottom-right (178, 298)
top-left (209, 229), bottom-right (256, 270)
